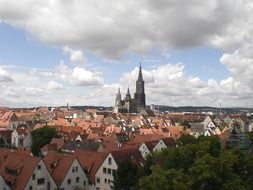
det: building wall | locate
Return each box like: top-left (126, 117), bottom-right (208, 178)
top-left (59, 159), bottom-right (88, 190)
top-left (0, 175), bottom-right (10, 190)
top-left (11, 130), bottom-right (18, 148)
top-left (23, 133), bottom-right (32, 148)
top-left (139, 143), bottom-right (150, 159)
top-left (95, 153), bottom-right (118, 190)
top-left (153, 140), bottom-right (167, 152)
top-left (24, 160), bottom-right (57, 190)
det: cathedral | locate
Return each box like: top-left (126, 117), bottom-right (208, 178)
top-left (114, 63), bottom-right (146, 113)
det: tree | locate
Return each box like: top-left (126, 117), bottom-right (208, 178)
top-left (113, 160), bottom-right (139, 190)
top-left (139, 135), bottom-right (253, 190)
top-left (179, 120), bottom-right (191, 129)
top-left (31, 126), bottom-right (58, 156)
top-left (142, 154), bottom-right (154, 176)
top-left (177, 135), bottom-right (197, 146)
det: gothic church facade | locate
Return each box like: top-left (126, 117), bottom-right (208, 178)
top-left (114, 64), bottom-right (146, 113)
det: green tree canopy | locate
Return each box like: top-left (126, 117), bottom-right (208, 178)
top-left (113, 159), bottom-right (139, 190)
top-left (139, 135), bottom-right (253, 190)
top-left (31, 126), bottom-right (58, 156)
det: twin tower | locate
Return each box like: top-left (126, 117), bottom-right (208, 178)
top-left (114, 63), bottom-right (146, 113)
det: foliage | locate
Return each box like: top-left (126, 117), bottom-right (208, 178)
top-left (179, 120), bottom-right (191, 129)
top-left (113, 159), bottom-right (139, 190)
top-left (31, 126), bottom-right (58, 156)
top-left (139, 135), bottom-right (253, 190)
top-left (177, 135), bottom-right (197, 146)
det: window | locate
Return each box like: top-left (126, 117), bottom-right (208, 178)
top-left (29, 186), bottom-right (32, 190)
top-left (108, 168), bottom-right (111, 175)
top-left (76, 177), bottom-right (79, 183)
top-left (37, 178), bottom-right (45, 185)
top-left (103, 167), bottom-right (106, 174)
top-left (37, 165), bottom-right (41, 170)
top-left (108, 157), bottom-right (112, 165)
top-left (47, 182), bottom-right (51, 190)
top-left (104, 178), bottom-right (107, 183)
top-left (96, 177), bottom-right (100, 184)
top-left (76, 166), bottom-right (78, 172)
top-left (108, 179), bottom-right (111, 184)
top-left (72, 167), bottom-right (75, 173)
top-left (67, 179), bottom-right (71, 185)
top-left (32, 174), bottom-right (35, 180)
top-left (83, 180), bottom-right (86, 186)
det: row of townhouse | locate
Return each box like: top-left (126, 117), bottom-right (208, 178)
top-left (0, 136), bottom-right (176, 190)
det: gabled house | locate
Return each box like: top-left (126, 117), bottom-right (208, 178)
top-left (139, 137), bottom-right (176, 159)
top-left (11, 128), bottom-right (32, 148)
top-left (0, 149), bottom-right (57, 190)
top-left (44, 152), bottom-right (88, 190)
top-left (95, 148), bottom-right (144, 190)
top-left (0, 112), bottom-right (19, 130)
top-left (75, 149), bottom-right (107, 190)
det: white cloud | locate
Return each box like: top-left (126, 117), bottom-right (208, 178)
top-left (63, 46), bottom-right (85, 64)
top-left (1, 1), bottom-right (253, 107)
top-left (54, 61), bottom-right (104, 86)
top-left (0, 68), bottom-right (13, 82)
top-left (0, 0), bottom-right (251, 58)
top-left (47, 80), bottom-right (62, 90)
top-left (71, 67), bottom-right (103, 86)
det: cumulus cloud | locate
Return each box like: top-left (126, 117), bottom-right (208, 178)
top-left (47, 80), bottom-right (62, 90)
top-left (1, 0), bottom-right (253, 107)
top-left (63, 46), bottom-right (85, 64)
top-left (54, 62), bottom-right (104, 86)
top-left (0, 68), bottom-right (13, 82)
top-left (114, 63), bottom-right (253, 107)
top-left (0, 0), bottom-right (251, 58)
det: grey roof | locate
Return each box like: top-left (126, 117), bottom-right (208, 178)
top-left (191, 123), bottom-right (205, 133)
top-left (61, 140), bottom-right (103, 153)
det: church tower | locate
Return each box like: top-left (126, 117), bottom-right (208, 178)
top-left (124, 87), bottom-right (131, 113)
top-left (114, 88), bottom-right (122, 113)
top-left (134, 62), bottom-right (146, 112)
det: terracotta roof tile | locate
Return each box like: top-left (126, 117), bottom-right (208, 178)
top-left (43, 152), bottom-right (75, 186)
top-left (0, 149), bottom-right (39, 189)
top-left (74, 149), bottom-right (107, 184)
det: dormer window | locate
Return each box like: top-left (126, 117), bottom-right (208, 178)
top-left (5, 168), bottom-right (18, 176)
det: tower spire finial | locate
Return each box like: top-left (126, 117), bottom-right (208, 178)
top-left (137, 62), bottom-right (143, 81)
top-left (127, 86), bottom-right (130, 94)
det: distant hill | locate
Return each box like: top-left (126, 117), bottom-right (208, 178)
top-left (8, 105), bottom-right (253, 114)
top-left (152, 105), bottom-right (253, 113)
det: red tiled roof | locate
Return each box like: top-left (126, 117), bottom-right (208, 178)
top-left (50, 138), bottom-right (65, 149)
top-left (0, 149), bottom-right (39, 189)
top-left (43, 152), bottom-right (75, 186)
top-left (74, 149), bottom-right (107, 184)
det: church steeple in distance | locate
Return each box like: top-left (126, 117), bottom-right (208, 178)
top-left (138, 62), bottom-right (144, 81)
top-left (115, 87), bottom-right (122, 107)
top-left (134, 62), bottom-right (146, 111)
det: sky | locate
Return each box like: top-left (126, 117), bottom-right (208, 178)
top-left (0, 0), bottom-right (252, 108)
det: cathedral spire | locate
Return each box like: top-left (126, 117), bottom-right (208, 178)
top-left (127, 86), bottom-right (130, 95)
top-left (137, 62), bottom-right (143, 81)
